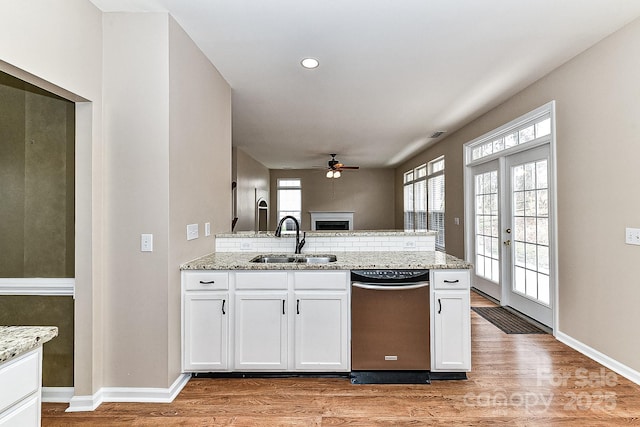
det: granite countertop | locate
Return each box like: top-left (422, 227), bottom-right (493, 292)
top-left (215, 230), bottom-right (438, 238)
top-left (181, 251), bottom-right (472, 271)
top-left (0, 326), bottom-right (58, 364)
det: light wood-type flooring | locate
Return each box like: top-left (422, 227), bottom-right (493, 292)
top-left (42, 291), bottom-right (640, 426)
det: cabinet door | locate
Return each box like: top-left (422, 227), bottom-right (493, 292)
top-left (183, 292), bottom-right (229, 371)
top-left (432, 290), bottom-right (471, 371)
top-left (234, 292), bottom-right (288, 370)
top-left (294, 292), bottom-right (349, 371)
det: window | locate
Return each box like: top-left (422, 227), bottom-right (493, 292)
top-left (428, 156), bottom-right (445, 250)
top-left (404, 165), bottom-right (427, 231)
top-left (468, 115), bottom-right (551, 163)
top-left (277, 178), bottom-right (301, 232)
top-left (404, 159), bottom-right (445, 249)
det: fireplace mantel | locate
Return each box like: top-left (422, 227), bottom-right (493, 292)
top-left (309, 211), bottom-right (354, 231)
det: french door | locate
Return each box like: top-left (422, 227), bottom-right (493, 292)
top-left (469, 144), bottom-right (554, 327)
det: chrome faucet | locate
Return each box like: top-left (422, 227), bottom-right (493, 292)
top-left (275, 215), bottom-right (305, 254)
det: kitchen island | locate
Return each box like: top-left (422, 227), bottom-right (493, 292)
top-left (181, 231), bottom-right (472, 381)
top-left (0, 326), bottom-right (58, 426)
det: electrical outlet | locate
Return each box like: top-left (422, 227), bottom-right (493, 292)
top-left (240, 241), bottom-right (254, 251)
top-left (205, 222), bottom-right (211, 237)
top-left (187, 224), bottom-right (199, 241)
top-left (625, 227), bottom-right (640, 246)
top-left (403, 240), bottom-right (416, 249)
top-left (141, 234), bottom-right (153, 252)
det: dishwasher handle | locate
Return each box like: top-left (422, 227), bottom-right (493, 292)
top-left (351, 281), bottom-right (429, 291)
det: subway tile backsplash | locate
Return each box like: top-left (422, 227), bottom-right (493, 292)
top-left (215, 234), bottom-right (436, 253)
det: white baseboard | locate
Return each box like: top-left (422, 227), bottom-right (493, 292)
top-left (65, 373), bottom-right (190, 412)
top-left (556, 330), bottom-right (640, 386)
top-left (42, 387), bottom-right (75, 403)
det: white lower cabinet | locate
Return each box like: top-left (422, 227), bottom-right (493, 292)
top-left (182, 272), bottom-right (230, 372)
top-left (183, 292), bottom-right (229, 371)
top-left (0, 347), bottom-right (42, 427)
top-left (431, 270), bottom-right (471, 372)
top-left (294, 292), bottom-right (349, 371)
top-left (234, 291), bottom-right (289, 370)
top-left (182, 269), bottom-right (350, 373)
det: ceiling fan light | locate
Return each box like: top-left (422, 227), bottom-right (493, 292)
top-left (333, 171), bottom-right (341, 178)
top-left (326, 170), bottom-right (334, 178)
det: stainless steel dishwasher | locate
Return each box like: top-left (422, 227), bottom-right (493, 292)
top-left (350, 269), bottom-right (430, 384)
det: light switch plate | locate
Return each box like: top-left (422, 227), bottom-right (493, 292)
top-left (625, 227), bottom-right (640, 245)
top-left (141, 234), bottom-right (153, 252)
top-left (187, 224), bottom-right (199, 241)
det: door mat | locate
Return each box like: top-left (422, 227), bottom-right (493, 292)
top-left (471, 306), bottom-right (547, 334)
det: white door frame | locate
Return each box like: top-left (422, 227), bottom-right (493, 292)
top-left (464, 101), bottom-right (558, 333)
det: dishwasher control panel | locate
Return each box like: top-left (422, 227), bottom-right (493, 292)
top-left (351, 269), bottom-right (430, 283)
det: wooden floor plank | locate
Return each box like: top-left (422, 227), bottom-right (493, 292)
top-left (42, 291), bottom-right (640, 426)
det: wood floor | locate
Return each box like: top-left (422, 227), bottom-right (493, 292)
top-left (42, 291), bottom-right (640, 426)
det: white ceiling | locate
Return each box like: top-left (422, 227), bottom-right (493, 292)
top-left (90, 0), bottom-right (640, 169)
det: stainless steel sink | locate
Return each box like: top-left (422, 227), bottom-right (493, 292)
top-left (249, 254), bottom-right (337, 264)
top-left (296, 255), bottom-right (337, 264)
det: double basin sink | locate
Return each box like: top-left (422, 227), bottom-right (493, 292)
top-left (250, 254), bottom-right (337, 264)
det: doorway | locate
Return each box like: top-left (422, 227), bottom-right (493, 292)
top-left (465, 102), bottom-right (557, 329)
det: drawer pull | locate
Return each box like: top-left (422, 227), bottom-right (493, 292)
top-left (443, 279), bottom-right (459, 284)
top-left (199, 280), bottom-right (215, 285)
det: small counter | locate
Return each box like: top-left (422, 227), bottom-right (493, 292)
top-left (0, 326), bottom-right (57, 364)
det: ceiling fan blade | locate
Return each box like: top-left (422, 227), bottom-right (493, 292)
top-left (340, 166), bottom-right (360, 169)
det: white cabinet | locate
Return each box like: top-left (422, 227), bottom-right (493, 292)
top-left (234, 291), bottom-right (289, 370)
top-left (182, 269), bottom-right (350, 373)
top-left (431, 270), bottom-right (471, 372)
top-left (183, 292), bottom-right (229, 371)
top-left (182, 272), bottom-right (229, 371)
top-left (0, 347), bottom-right (42, 427)
top-left (294, 291), bottom-right (349, 371)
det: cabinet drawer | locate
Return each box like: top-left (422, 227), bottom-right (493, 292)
top-left (0, 348), bottom-right (40, 414)
top-left (184, 272), bottom-right (229, 291)
top-left (294, 271), bottom-right (348, 290)
top-left (432, 270), bottom-right (470, 290)
top-left (235, 272), bottom-right (288, 290)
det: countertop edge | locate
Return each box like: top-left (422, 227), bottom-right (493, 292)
top-left (0, 326), bottom-right (58, 364)
top-left (181, 251), bottom-right (472, 271)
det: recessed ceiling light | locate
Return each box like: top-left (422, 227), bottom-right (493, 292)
top-left (301, 58), bottom-right (319, 69)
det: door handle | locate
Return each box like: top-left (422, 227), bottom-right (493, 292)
top-left (222, 299), bottom-right (226, 315)
top-left (282, 299), bottom-right (286, 315)
top-left (296, 299), bottom-right (300, 315)
top-left (504, 239), bottom-right (511, 246)
top-left (438, 299), bottom-right (442, 314)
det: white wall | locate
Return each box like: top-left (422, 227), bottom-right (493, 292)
top-left (0, 0), bottom-right (105, 397)
top-left (168, 17), bottom-right (232, 384)
top-left (399, 17), bottom-right (640, 372)
top-left (1, 1), bottom-right (232, 398)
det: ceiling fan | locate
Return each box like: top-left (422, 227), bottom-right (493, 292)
top-left (326, 154), bottom-right (359, 178)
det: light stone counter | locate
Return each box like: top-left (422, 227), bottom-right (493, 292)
top-left (0, 326), bottom-right (58, 363)
top-left (181, 250), bottom-right (471, 271)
